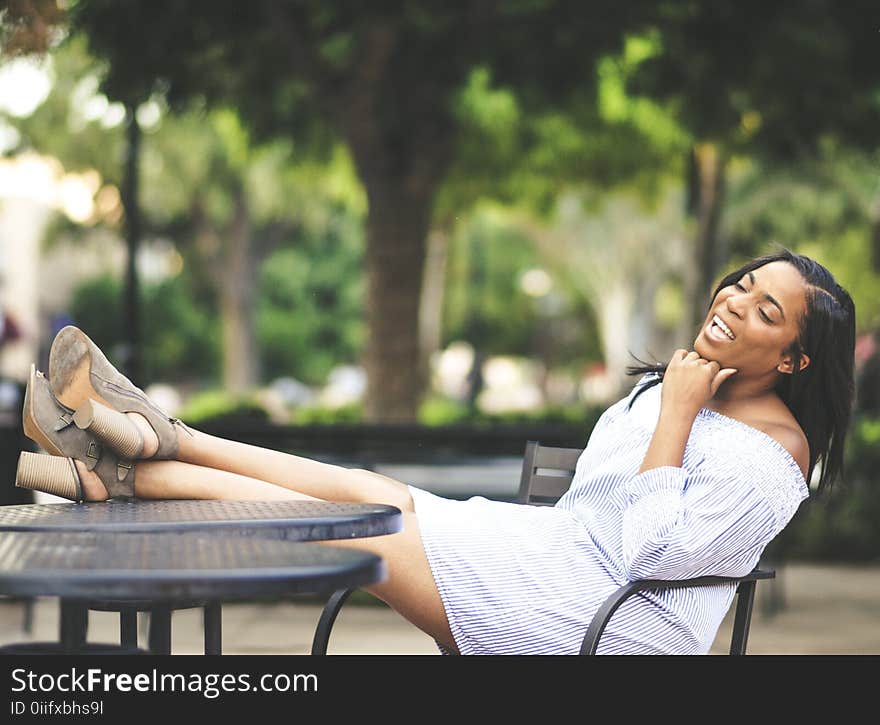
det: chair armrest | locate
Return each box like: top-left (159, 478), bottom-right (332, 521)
top-left (579, 568), bottom-right (775, 655)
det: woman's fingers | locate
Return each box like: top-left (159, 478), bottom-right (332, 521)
top-left (670, 349), bottom-right (700, 366)
top-left (662, 350), bottom-right (737, 413)
top-left (710, 367), bottom-right (738, 395)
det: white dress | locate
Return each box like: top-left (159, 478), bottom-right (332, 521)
top-left (408, 375), bottom-right (809, 654)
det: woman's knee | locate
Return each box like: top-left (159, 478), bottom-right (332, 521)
top-left (349, 469), bottom-right (415, 512)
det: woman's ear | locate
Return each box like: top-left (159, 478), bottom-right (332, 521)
top-left (778, 352), bottom-right (810, 375)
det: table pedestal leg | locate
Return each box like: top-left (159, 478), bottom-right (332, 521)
top-left (148, 606), bottom-right (172, 654)
top-left (59, 599), bottom-right (88, 653)
top-left (120, 609), bottom-right (138, 649)
top-left (204, 602), bottom-right (222, 655)
top-left (22, 598), bottom-right (34, 634)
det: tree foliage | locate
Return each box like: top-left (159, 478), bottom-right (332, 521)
top-left (722, 145), bottom-right (880, 332)
top-left (2, 32), bottom-right (368, 390)
top-left (4, 0), bottom-right (879, 423)
top-left (631, 0), bottom-right (880, 158)
top-left (56, 0), bottom-right (660, 421)
top-left (258, 207), bottom-right (365, 386)
top-left (69, 272), bottom-right (219, 383)
top-left (442, 203), bottom-right (601, 366)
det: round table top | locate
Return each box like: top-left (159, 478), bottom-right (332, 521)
top-left (0, 499), bottom-right (402, 540)
top-left (0, 530), bottom-right (385, 601)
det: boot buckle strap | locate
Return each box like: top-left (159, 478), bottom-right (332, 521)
top-left (117, 460), bottom-right (132, 481)
top-left (54, 414), bottom-right (74, 432)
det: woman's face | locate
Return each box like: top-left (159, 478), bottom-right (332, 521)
top-left (693, 260), bottom-right (809, 376)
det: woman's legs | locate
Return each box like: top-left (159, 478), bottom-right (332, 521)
top-left (44, 326), bottom-right (455, 649)
top-left (320, 512), bottom-right (457, 651)
top-left (75, 458), bottom-right (320, 502)
top-left (128, 414), bottom-right (415, 511)
top-left (73, 456), bottom-right (456, 651)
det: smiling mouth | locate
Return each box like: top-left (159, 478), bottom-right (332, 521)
top-left (708, 314), bottom-right (736, 341)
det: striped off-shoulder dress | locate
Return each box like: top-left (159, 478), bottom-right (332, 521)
top-left (408, 374), bottom-right (809, 655)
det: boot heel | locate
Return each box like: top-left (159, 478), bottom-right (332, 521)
top-left (16, 452), bottom-right (83, 502)
top-left (73, 399), bottom-right (144, 459)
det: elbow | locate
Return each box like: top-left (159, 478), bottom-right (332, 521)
top-left (622, 547), bottom-right (668, 581)
top-left (622, 539), bottom-right (702, 581)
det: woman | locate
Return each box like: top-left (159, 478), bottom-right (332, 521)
top-left (16, 248), bottom-right (856, 654)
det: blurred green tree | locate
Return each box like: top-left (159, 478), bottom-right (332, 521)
top-left (9, 1), bottom-right (877, 419)
top-left (55, 0), bottom-right (656, 422)
top-left (430, 43), bottom-right (689, 405)
top-left (441, 203), bottom-right (603, 408)
top-left (722, 146), bottom-right (880, 333)
top-left (0, 35), bottom-right (126, 182)
top-left (69, 272), bottom-right (219, 383)
top-left (257, 206), bottom-right (365, 386)
top-left (140, 106), bottom-right (365, 392)
top-left (626, 0), bottom-right (880, 330)
top-left (2, 36), bottom-right (366, 391)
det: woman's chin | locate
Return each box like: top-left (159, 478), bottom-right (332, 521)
top-left (693, 335), bottom-right (719, 363)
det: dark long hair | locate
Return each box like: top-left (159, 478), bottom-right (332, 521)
top-left (626, 249), bottom-right (856, 495)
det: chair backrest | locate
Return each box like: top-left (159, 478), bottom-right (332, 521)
top-left (517, 440), bottom-right (581, 505)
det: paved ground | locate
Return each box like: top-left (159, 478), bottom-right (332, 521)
top-left (1, 561), bottom-right (878, 655)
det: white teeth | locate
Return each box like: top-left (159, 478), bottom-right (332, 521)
top-left (712, 315), bottom-right (735, 340)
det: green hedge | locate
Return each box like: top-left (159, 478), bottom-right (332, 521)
top-left (175, 390), bottom-right (269, 425)
top-left (178, 389), bottom-right (603, 428)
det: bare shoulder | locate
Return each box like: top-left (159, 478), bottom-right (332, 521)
top-left (733, 396), bottom-right (810, 480)
top-left (758, 421), bottom-right (810, 480)
top-left (709, 396), bottom-right (810, 479)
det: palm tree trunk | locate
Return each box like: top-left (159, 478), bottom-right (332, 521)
top-left (219, 190), bottom-right (259, 394)
top-left (362, 180), bottom-right (434, 422)
top-left (419, 224), bottom-right (450, 387)
top-left (687, 143), bottom-right (727, 335)
top-left (871, 196), bottom-right (880, 273)
top-left (335, 20), bottom-right (455, 422)
top-left (121, 105), bottom-right (143, 385)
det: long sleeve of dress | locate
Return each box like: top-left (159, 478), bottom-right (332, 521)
top-left (620, 464), bottom-right (780, 581)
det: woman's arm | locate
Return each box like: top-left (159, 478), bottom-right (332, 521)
top-left (638, 411), bottom-right (694, 472)
top-left (620, 464), bottom-right (779, 581)
top-left (639, 349), bottom-right (737, 473)
top-left (621, 349), bottom-right (756, 580)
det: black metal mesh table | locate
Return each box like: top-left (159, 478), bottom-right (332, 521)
top-left (0, 500), bottom-right (402, 654)
top-left (0, 530), bottom-right (385, 654)
top-left (0, 499), bottom-right (402, 539)
top-left (0, 530), bottom-right (385, 599)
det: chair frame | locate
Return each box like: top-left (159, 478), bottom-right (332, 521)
top-left (312, 440), bottom-right (775, 655)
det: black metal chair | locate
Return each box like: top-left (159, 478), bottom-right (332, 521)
top-left (312, 440), bottom-right (775, 655)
